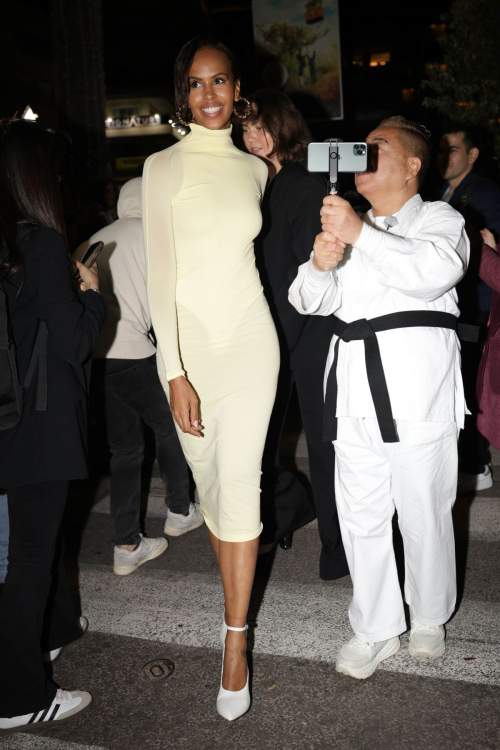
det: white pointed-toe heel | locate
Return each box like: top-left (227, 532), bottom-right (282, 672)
top-left (217, 623), bottom-right (250, 721)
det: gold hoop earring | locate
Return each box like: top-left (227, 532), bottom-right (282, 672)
top-left (175, 107), bottom-right (192, 127)
top-left (233, 97), bottom-right (251, 119)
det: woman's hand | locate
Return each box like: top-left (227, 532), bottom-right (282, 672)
top-left (169, 376), bottom-right (203, 437)
top-left (74, 260), bottom-right (100, 292)
top-left (480, 228), bottom-right (497, 251)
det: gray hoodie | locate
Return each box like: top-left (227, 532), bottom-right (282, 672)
top-left (75, 177), bottom-right (156, 359)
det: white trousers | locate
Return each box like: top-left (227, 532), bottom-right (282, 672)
top-left (334, 417), bottom-right (458, 642)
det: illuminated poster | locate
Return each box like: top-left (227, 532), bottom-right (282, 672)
top-left (252, 0), bottom-right (343, 119)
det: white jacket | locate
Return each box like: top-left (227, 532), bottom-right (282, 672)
top-left (289, 194), bottom-right (470, 427)
top-left (76, 177), bottom-right (156, 360)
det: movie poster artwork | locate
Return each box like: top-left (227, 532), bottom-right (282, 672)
top-left (252, 0), bottom-right (343, 120)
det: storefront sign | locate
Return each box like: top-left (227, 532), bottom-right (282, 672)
top-left (105, 114), bottom-right (162, 129)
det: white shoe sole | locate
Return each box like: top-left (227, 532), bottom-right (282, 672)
top-left (475, 476), bottom-right (493, 492)
top-left (114, 539), bottom-right (168, 576)
top-left (408, 640), bottom-right (445, 659)
top-left (0, 692), bottom-right (93, 734)
top-left (336, 637), bottom-right (400, 680)
top-left (164, 516), bottom-right (205, 537)
top-left (42, 616), bottom-right (89, 664)
top-left (458, 474), bottom-right (493, 494)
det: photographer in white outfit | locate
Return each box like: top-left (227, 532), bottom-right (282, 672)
top-left (289, 117), bottom-right (469, 679)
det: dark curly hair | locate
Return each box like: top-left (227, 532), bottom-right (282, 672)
top-left (378, 115), bottom-right (432, 187)
top-left (174, 36), bottom-right (245, 125)
top-left (245, 89), bottom-right (311, 166)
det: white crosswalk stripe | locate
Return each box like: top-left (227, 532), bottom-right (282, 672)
top-left (83, 442), bottom-right (500, 690)
top-left (77, 561), bottom-right (500, 686)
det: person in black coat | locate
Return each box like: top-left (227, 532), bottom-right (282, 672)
top-left (0, 119), bottom-right (105, 731)
top-left (241, 90), bottom-right (348, 580)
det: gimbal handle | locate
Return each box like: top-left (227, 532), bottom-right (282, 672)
top-left (325, 138), bottom-right (343, 194)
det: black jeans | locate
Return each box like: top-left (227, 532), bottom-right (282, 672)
top-left (0, 481), bottom-right (81, 718)
top-left (92, 355), bottom-right (190, 546)
top-left (259, 362), bottom-right (348, 581)
top-left (260, 366), bottom-right (316, 546)
top-left (294, 366), bottom-right (349, 581)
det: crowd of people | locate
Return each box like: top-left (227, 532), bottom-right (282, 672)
top-left (0, 33), bottom-right (499, 733)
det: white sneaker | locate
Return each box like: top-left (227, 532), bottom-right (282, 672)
top-left (457, 464), bottom-right (493, 494)
top-left (43, 616), bottom-right (89, 663)
top-left (113, 534), bottom-right (168, 576)
top-left (164, 502), bottom-right (204, 537)
top-left (409, 610), bottom-right (445, 658)
top-left (0, 689), bottom-right (92, 733)
top-left (336, 635), bottom-right (400, 679)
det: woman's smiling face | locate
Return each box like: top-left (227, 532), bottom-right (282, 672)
top-left (188, 47), bottom-right (240, 130)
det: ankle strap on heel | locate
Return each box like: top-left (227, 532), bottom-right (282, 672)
top-left (225, 624), bottom-right (248, 632)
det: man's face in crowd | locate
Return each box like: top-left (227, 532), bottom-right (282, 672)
top-left (355, 127), bottom-right (417, 201)
top-left (437, 132), bottom-right (477, 182)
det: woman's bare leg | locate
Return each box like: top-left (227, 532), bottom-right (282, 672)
top-left (208, 528), bottom-right (220, 564)
top-left (208, 529), bottom-right (259, 690)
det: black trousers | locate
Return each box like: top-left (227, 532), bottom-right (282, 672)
top-left (260, 366), bottom-right (316, 547)
top-left (92, 355), bottom-right (190, 546)
top-left (459, 340), bottom-right (490, 474)
top-left (260, 363), bottom-right (348, 580)
top-left (294, 366), bottom-right (349, 580)
top-left (0, 480), bottom-right (81, 718)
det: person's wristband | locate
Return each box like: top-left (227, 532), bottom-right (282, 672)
top-left (86, 287), bottom-right (101, 295)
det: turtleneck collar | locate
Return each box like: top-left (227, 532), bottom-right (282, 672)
top-left (187, 123), bottom-right (233, 143)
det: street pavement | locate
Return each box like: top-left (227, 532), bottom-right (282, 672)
top-left (4, 432), bottom-right (500, 750)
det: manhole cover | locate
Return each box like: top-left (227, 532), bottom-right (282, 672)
top-left (140, 659), bottom-right (175, 682)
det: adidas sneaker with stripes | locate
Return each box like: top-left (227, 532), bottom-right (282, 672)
top-left (0, 689), bottom-right (92, 733)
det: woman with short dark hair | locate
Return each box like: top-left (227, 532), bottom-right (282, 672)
top-left (0, 118), bottom-right (105, 732)
top-left (242, 90), bottom-right (349, 581)
top-left (143, 38), bottom-right (279, 721)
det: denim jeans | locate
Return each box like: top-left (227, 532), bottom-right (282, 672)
top-left (0, 493), bottom-right (8, 583)
top-left (91, 355), bottom-right (190, 546)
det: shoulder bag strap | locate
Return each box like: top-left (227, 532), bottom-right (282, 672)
top-left (22, 321), bottom-right (48, 412)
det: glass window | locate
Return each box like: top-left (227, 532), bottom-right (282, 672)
top-left (369, 52), bottom-right (391, 67)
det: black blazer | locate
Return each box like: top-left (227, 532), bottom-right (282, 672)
top-left (0, 226), bottom-right (106, 488)
top-left (254, 162), bottom-right (336, 370)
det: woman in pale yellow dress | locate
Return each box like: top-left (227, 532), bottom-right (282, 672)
top-left (142, 37), bottom-right (280, 720)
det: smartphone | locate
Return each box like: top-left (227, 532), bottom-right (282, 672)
top-left (308, 142), bottom-right (368, 174)
top-left (74, 241), bottom-right (104, 279)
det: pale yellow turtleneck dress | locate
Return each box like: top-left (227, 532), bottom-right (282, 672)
top-left (142, 124), bottom-right (280, 542)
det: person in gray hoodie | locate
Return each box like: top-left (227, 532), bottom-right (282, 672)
top-left (76, 177), bottom-right (203, 576)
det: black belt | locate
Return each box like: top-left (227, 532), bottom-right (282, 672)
top-left (323, 311), bottom-right (458, 444)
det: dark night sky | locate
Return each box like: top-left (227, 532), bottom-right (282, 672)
top-left (102, 0), bottom-right (452, 104)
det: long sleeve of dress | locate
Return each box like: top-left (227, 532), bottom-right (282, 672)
top-left (142, 149), bottom-right (185, 386)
